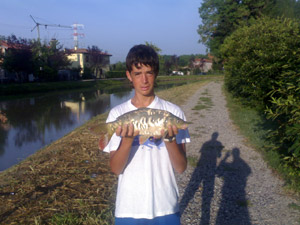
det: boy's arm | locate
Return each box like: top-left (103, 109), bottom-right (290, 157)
top-left (109, 123), bottom-right (138, 175)
top-left (163, 125), bottom-right (187, 174)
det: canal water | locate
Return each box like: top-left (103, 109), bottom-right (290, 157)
top-left (0, 88), bottom-right (134, 171)
top-left (0, 81), bottom-right (191, 171)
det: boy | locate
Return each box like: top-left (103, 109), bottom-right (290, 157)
top-left (103, 44), bottom-right (190, 225)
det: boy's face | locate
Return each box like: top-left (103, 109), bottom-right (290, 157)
top-left (126, 63), bottom-right (156, 97)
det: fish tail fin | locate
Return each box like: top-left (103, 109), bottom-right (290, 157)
top-left (89, 123), bottom-right (112, 151)
top-left (98, 133), bottom-right (110, 151)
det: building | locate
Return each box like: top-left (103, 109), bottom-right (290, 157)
top-left (193, 58), bottom-right (213, 73)
top-left (65, 47), bottom-right (112, 78)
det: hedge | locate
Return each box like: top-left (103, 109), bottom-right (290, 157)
top-left (221, 16), bottom-right (300, 176)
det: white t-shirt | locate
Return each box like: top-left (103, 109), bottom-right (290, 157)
top-left (103, 96), bottom-right (190, 219)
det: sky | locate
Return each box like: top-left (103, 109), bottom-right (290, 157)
top-left (0, 0), bottom-right (206, 63)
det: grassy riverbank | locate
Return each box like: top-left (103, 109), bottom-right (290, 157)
top-left (0, 75), bottom-right (222, 100)
top-left (0, 79), bottom-right (127, 100)
top-left (0, 76), bottom-right (222, 224)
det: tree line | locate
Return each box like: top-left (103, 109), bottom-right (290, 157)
top-left (199, 0), bottom-right (300, 180)
top-left (0, 35), bottom-right (106, 82)
top-left (110, 42), bottom-right (208, 76)
top-left (0, 35), bottom-right (70, 82)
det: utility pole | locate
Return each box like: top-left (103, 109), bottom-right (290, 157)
top-left (72, 23), bottom-right (84, 50)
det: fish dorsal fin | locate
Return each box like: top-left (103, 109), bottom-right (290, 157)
top-left (139, 135), bottom-right (151, 145)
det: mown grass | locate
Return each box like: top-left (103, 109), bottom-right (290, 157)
top-left (0, 76), bottom-right (223, 224)
top-left (224, 86), bottom-right (300, 195)
top-left (192, 89), bottom-right (214, 111)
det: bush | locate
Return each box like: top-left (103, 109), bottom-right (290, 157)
top-left (221, 16), bottom-right (300, 175)
top-left (221, 16), bottom-right (300, 108)
top-left (266, 70), bottom-right (300, 175)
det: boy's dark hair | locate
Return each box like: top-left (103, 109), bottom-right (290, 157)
top-left (126, 44), bottom-right (159, 75)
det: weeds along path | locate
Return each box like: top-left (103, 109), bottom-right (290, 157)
top-left (177, 80), bottom-right (300, 225)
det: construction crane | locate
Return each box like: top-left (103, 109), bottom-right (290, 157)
top-left (30, 15), bottom-right (72, 42)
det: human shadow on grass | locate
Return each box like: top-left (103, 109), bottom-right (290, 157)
top-left (215, 148), bottom-right (251, 225)
top-left (180, 132), bottom-right (223, 225)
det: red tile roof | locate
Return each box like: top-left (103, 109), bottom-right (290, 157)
top-left (194, 58), bottom-right (212, 63)
top-left (0, 40), bottom-right (27, 50)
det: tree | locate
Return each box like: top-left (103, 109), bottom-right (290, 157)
top-left (171, 55), bottom-right (179, 71)
top-left (164, 59), bottom-right (172, 75)
top-left (87, 45), bottom-right (105, 78)
top-left (111, 61), bottom-right (126, 71)
top-left (144, 42), bottom-right (167, 75)
top-left (267, 0), bottom-right (300, 19)
top-left (1, 35), bottom-right (33, 82)
top-left (32, 39), bottom-right (70, 81)
top-left (1, 35), bottom-right (70, 82)
top-left (145, 41), bottom-right (162, 54)
top-left (198, 0), bottom-right (274, 58)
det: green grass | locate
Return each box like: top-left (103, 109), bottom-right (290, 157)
top-left (192, 105), bottom-right (209, 110)
top-left (224, 86), bottom-right (300, 195)
top-left (187, 156), bottom-right (198, 168)
top-left (236, 199), bottom-right (252, 207)
top-left (288, 203), bottom-right (300, 211)
top-left (192, 94), bottom-right (214, 111)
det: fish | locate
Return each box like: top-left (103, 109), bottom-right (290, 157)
top-left (90, 107), bottom-right (189, 150)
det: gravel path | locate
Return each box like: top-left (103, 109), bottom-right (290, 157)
top-left (177, 81), bottom-right (300, 225)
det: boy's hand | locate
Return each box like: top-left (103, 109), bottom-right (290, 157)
top-left (166, 125), bottom-right (178, 137)
top-left (116, 123), bottom-right (139, 138)
top-left (155, 125), bottom-right (178, 141)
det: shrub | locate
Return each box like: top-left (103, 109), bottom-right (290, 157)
top-left (266, 70), bottom-right (300, 174)
top-left (221, 16), bottom-right (300, 175)
top-left (221, 16), bottom-right (300, 108)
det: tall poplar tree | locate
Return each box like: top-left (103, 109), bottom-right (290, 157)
top-left (198, 0), bottom-right (274, 58)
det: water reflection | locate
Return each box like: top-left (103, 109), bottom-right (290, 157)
top-left (0, 88), bottom-right (133, 171)
top-left (0, 80), bottom-right (192, 171)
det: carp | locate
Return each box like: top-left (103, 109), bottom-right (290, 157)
top-left (90, 108), bottom-right (189, 150)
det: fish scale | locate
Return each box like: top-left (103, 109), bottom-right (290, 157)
top-left (90, 108), bottom-right (189, 150)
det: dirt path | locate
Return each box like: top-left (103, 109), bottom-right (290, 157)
top-left (177, 81), bottom-right (300, 225)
